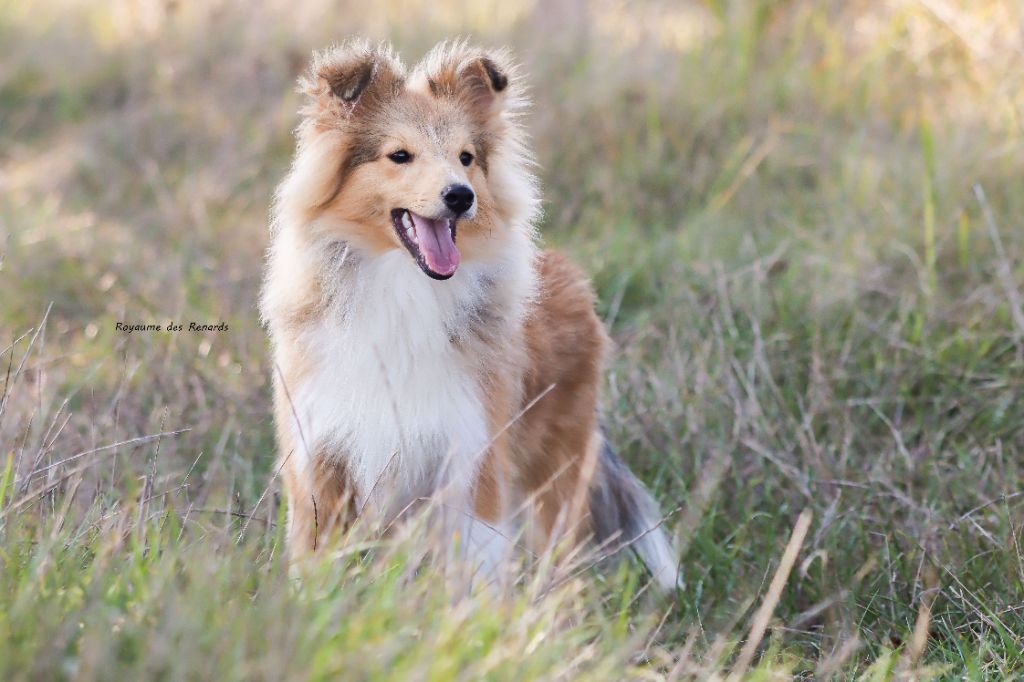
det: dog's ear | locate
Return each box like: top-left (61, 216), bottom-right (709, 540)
top-left (300, 41), bottom-right (405, 121)
top-left (415, 42), bottom-right (521, 123)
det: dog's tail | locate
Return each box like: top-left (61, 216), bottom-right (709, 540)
top-left (588, 438), bottom-right (681, 591)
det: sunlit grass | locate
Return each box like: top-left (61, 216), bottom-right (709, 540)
top-left (2, 0), bottom-right (1023, 678)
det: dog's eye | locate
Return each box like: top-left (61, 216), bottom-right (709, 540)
top-left (459, 151), bottom-right (474, 167)
top-left (387, 150), bottom-right (412, 164)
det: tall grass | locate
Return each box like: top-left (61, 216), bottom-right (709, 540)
top-left (2, 0), bottom-right (1023, 678)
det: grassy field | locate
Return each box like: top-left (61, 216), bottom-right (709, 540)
top-left (2, 0), bottom-right (1023, 678)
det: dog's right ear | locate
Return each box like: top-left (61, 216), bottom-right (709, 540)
top-left (299, 42), bottom-right (404, 122)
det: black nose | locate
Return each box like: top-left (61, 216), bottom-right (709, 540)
top-left (442, 184), bottom-right (475, 215)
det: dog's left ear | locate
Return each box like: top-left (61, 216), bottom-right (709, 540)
top-left (415, 43), bottom-right (520, 123)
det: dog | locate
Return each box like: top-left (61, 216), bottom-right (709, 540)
top-left (260, 40), bottom-right (679, 589)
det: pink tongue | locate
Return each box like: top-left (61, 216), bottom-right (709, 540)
top-left (410, 212), bottom-right (460, 276)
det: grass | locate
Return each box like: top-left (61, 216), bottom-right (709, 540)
top-left (2, 0), bottom-right (1023, 678)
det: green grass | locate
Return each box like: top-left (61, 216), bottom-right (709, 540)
top-left (2, 0), bottom-right (1023, 678)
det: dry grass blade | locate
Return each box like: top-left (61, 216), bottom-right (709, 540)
top-left (25, 429), bottom-right (191, 478)
top-left (974, 183), bottom-right (1024, 340)
top-left (729, 508), bottom-right (813, 679)
top-left (237, 448), bottom-right (292, 543)
top-left (0, 303), bottom-right (51, 427)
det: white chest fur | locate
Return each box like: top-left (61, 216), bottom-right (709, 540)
top-left (286, 249), bottom-right (499, 516)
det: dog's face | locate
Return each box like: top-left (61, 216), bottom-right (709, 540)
top-left (335, 97), bottom-right (486, 280)
top-left (291, 42), bottom-right (523, 280)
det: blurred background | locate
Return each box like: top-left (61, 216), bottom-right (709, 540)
top-left (2, 0), bottom-right (1023, 676)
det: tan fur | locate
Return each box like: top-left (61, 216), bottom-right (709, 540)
top-left (513, 252), bottom-right (610, 550)
top-left (261, 41), bottom-right (673, 585)
top-left (283, 448), bottom-right (357, 552)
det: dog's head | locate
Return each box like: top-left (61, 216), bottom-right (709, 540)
top-left (281, 40), bottom-right (533, 281)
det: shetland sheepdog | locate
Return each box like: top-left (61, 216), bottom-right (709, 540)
top-left (260, 40), bottom-right (679, 589)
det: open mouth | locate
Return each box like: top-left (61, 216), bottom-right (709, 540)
top-left (390, 208), bottom-right (461, 280)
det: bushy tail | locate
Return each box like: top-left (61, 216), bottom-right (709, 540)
top-left (588, 439), bottom-right (681, 591)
